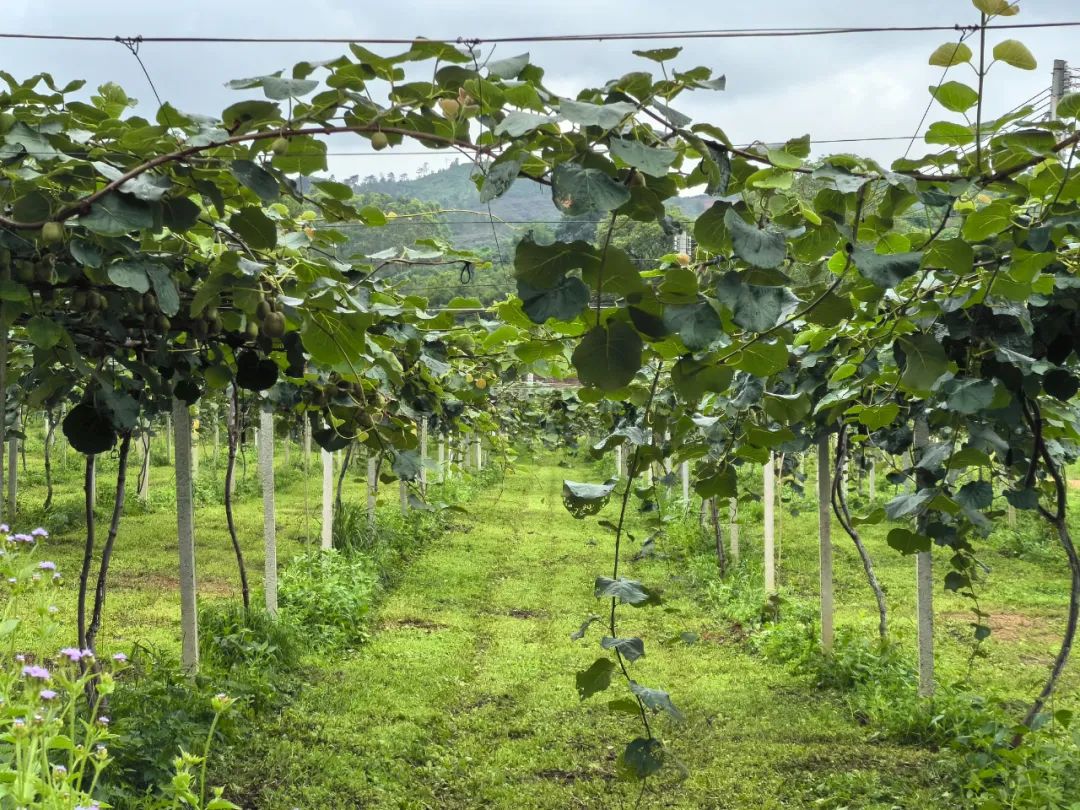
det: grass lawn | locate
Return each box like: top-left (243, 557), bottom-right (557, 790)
top-left (9, 427), bottom-right (1080, 808)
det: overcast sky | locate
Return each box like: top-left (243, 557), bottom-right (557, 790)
top-left (3, 0), bottom-right (1078, 182)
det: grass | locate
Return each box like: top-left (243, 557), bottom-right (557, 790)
top-left (8, 428), bottom-right (1080, 808)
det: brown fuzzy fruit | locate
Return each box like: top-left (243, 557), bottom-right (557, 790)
top-left (261, 311), bottom-right (286, 338)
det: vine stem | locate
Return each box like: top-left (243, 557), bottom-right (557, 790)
top-left (224, 385), bottom-right (250, 610)
top-left (595, 212), bottom-right (619, 328)
top-left (85, 431), bottom-right (132, 653)
top-left (975, 12), bottom-right (987, 176)
top-left (609, 361), bottom-right (664, 739)
top-left (831, 423), bottom-right (887, 640)
top-left (1017, 398), bottom-right (1080, 743)
top-left (77, 454), bottom-right (96, 650)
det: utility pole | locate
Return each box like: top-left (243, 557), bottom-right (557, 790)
top-left (1051, 59), bottom-right (1069, 119)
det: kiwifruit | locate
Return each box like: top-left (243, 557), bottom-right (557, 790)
top-left (41, 222), bottom-right (64, 245)
top-left (156, 315), bottom-right (171, 332)
top-left (371, 131), bottom-right (389, 151)
top-left (255, 299), bottom-right (272, 320)
top-left (260, 311), bottom-right (286, 338)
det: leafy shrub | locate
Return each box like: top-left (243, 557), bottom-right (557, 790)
top-left (107, 646), bottom-right (241, 799)
top-left (278, 549), bottom-right (377, 645)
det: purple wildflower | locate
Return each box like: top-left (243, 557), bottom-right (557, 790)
top-left (38, 561), bottom-right (56, 571)
top-left (112, 652), bottom-right (127, 663)
top-left (22, 665), bottom-right (50, 680)
top-left (59, 647), bottom-right (83, 662)
top-left (31, 528), bottom-right (48, 538)
top-left (13, 533), bottom-right (33, 543)
top-left (97, 716), bottom-right (110, 726)
top-left (39, 689), bottom-right (57, 701)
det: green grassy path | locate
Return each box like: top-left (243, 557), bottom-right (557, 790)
top-left (227, 461), bottom-right (953, 809)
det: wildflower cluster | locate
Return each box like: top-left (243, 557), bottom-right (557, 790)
top-left (0, 527), bottom-right (237, 808)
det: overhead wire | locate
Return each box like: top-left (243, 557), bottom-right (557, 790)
top-left (2, 20), bottom-right (1080, 46)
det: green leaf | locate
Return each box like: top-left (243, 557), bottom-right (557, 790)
top-left (924, 238), bottom-right (973, 274)
top-left (69, 238), bottom-right (103, 268)
top-left (715, 271), bottom-right (799, 332)
top-left (884, 490), bottom-right (935, 521)
top-left (229, 206), bottom-right (277, 250)
top-left (609, 138), bottom-right (677, 178)
top-left (929, 42), bottom-right (973, 66)
top-left (478, 154), bottom-right (525, 203)
top-left (517, 276), bottom-right (589, 324)
top-left (552, 165), bottom-right (631, 215)
top-left (694, 204), bottom-right (729, 253)
top-left (107, 261), bottom-right (150, 294)
top-left (78, 193), bottom-right (153, 236)
top-left (724, 208), bottom-right (786, 268)
top-left (732, 340), bottom-right (789, 377)
top-left (857, 403), bottom-right (899, 431)
top-left (925, 120), bottom-right (975, 147)
top-left (513, 237), bottom-right (597, 289)
top-left (897, 334), bottom-right (948, 392)
top-left (0, 280), bottom-right (30, 302)
top-left (630, 681), bottom-right (685, 722)
top-left (594, 576), bottom-right (656, 606)
top-left (62, 402), bottom-right (117, 454)
top-left (632, 47), bottom-right (682, 62)
top-left (852, 249), bottom-right (922, 288)
top-left (993, 39), bottom-right (1036, 70)
top-left (26, 316), bottom-right (63, 349)
top-left (962, 200), bottom-right (1013, 241)
top-left (1056, 93), bottom-right (1080, 119)
top-left (571, 322), bottom-right (643, 391)
top-left (486, 52), bottom-right (530, 79)
top-left (261, 76), bottom-right (319, 100)
top-left (619, 738), bottom-right (665, 780)
top-left (392, 450), bottom-right (422, 481)
top-left (886, 527), bottom-right (932, 555)
top-left (576, 658), bottom-right (615, 700)
top-left (662, 301), bottom-right (724, 351)
top-left (973, 0), bottom-right (1018, 13)
top-left (948, 379), bottom-right (995, 414)
top-left (671, 357), bottom-right (732, 401)
top-left (957, 480), bottom-right (993, 511)
top-left (930, 81), bottom-right (980, 113)
top-left (601, 637), bottom-right (645, 663)
top-left (493, 111), bottom-right (556, 137)
top-left (146, 265), bottom-right (180, 317)
top-left (231, 160), bottom-right (280, 202)
top-left (562, 480), bottom-right (616, 518)
top-left (558, 99), bottom-right (638, 129)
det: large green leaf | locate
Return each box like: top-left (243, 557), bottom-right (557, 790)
top-left (630, 681), bottom-right (685, 722)
top-left (518, 276), bottom-right (589, 324)
top-left (662, 301), bottom-right (723, 351)
top-left (929, 42), bottom-right (973, 66)
top-left (78, 193), bottom-right (154, 236)
top-left (231, 160), bottom-right (280, 202)
top-left (896, 334), bottom-right (949, 392)
top-left (852, 249), bottom-right (922, 288)
top-left (230, 206), bottom-right (278, 250)
top-left (146, 264), bottom-right (180, 316)
top-left (930, 81), bottom-right (979, 113)
top-left (562, 479), bottom-right (616, 518)
top-left (107, 260), bottom-right (150, 294)
top-left (26, 316), bottom-right (63, 349)
top-left (993, 39), bottom-right (1036, 70)
top-left (715, 271), bottom-right (798, 332)
top-left (594, 576), bottom-right (656, 606)
top-left (609, 138), bottom-right (677, 178)
top-left (558, 99), bottom-right (638, 129)
top-left (886, 527), bottom-right (932, 555)
top-left (514, 237), bottom-right (597, 289)
top-left (731, 340), bottom-right (789, 377)
top-left (962, 200), bottom-right (1012, 241)
top-left (601, 636), bottom-right (645, 663)
top-left (724, 208), bottom-right (786, 268)
top-left (619, 738), bottom-right (665, 780)
top-left (671, 357), bottom-right (732, 400)
top-left (552, 165), bottom-right (631, 215)
top-left (571, 322), bottom-right (643, 390)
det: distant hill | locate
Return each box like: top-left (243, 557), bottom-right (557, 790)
top-left (344, 161), bottom-right (711, 250)
top-left (338, 161), bottom-right (711, 305)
